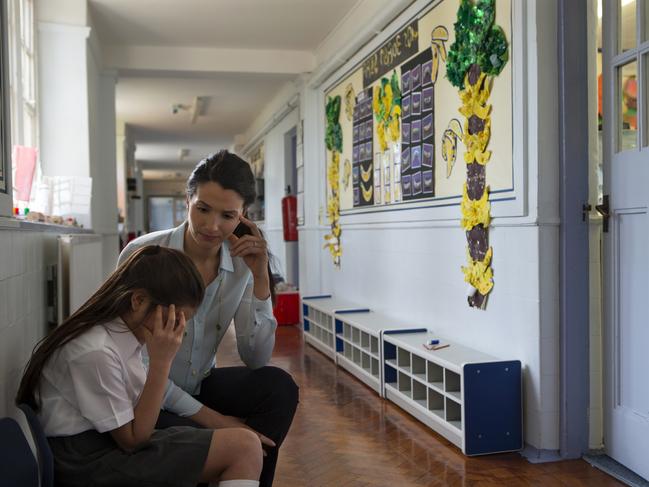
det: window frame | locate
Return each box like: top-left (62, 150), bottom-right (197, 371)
top-left (0, 0), bottom-right (13, 215)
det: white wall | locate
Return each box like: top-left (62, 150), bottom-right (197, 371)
top-left (87, 32), bottom-right (119, 277)
top-left (244, 0), bottom-right (561, 452)
top-left (37, 0), bottom-right (86, 26)
top-left (258, 108), bottom-right (299, 280)
top-left (38, 22), bottom-right (91, 181)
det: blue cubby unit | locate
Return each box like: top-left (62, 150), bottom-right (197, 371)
top-left (382, 332), bottom-right (523, 456)
top-left (301, 295), bottom-right (523, 457)
top-left (463, 361), bottom-right (523, 455)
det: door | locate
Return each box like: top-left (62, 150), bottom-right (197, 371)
top-left (602, 0), bottom-right (649, 479)
top-left (148, 196), bottom-right (185, 232)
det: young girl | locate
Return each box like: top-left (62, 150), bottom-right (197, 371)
top-left (16, 245), bottom-right (263, 487)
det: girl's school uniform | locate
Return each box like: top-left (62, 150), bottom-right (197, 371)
top-left (38, 319), bottom-right (212, 487)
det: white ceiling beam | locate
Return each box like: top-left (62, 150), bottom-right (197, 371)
top-left (104, 45), bottom-right (316, 75)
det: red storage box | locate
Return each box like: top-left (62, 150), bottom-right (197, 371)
top-left (273, 291), bottom-right (300, 326)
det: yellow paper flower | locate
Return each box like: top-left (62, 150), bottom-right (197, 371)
top-left (383, 83), bottom-right (393, 109)
top-left (462, 247), bottom-right (494, 295)
top-left (372, 87), bottom-right (381, 116)
top-left (377, 126), bottom-right (387, 152)
top-left (373, 73), bottom-right (401, 152)
top-left (324, 151), bottom-right (342, 265)
top-left (463, 117), bottom-right (492, 164)
top-left (459, 73), bottom-right (492, 120)
top-left (460, 183), bottom-right (491, 230)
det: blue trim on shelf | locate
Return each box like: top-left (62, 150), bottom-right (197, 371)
top-left (383, 341), bottom-right (396, 361)
top-left (463, 361), bottom-right (522, 456)
top-left (335, 308), bottom-right (370, 314)
top-left (384, 363), bottom-right (397, 384)
top-left (335, 319), bottom-right (343, 334)
top-left (302, 304), bottom-right (309, 317)
top-left (303, 318), bottom-right (310, 332)
top-left (335, 337), bottom-right (344, 353)
top-left (383, 328), bottom-right (428, 335)
top-left (302, 294), bottom-right (333, 300)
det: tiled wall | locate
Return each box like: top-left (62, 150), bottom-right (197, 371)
top-left (0, 229), bottom-right (60, 417)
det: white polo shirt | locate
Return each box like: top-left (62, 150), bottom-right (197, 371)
top-left (38, 319), bottom-right (147, 437)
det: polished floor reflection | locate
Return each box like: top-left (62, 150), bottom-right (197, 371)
top-left (217, 326), bottom-right (622, 487)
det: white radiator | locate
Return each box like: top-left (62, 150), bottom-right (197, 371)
top-left (56, 234), bottom-right (103, 324)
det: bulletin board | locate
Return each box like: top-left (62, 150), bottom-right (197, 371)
top-left (324, 0), bottom-right (512, 214)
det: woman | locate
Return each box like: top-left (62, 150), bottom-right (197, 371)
top-left (118, 150), bottom-right (298, 487)
top-left (17, 245), bottom-right (263, 487)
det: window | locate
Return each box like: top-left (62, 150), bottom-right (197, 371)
top-left (0, 1), bottom-right (12, 202)
top-left (6, 0), bottom-right (38, 211)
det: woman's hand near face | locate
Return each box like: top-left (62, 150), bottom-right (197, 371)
top-left (227, 215), bottom-right (269, 278)
top-left (142, 304), bottom-right (186, 369)
top-left (227, 216), bottom-right (271, 300)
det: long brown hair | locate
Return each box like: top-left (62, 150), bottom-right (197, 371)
top-left (16, 245), bottom-right (205, 410)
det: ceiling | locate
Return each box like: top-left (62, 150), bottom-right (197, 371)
top-left (90, 0), bottom-right (360, 50)
top-left (89, 0), bottom-right (360, 178)
top-left (116, 72), bottom-right (296, 168)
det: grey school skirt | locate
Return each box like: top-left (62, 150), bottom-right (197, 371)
top-left (48, 426), bottom-right (213, 487)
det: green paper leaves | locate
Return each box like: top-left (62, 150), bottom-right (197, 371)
top-left (325, 95), bottom-right (343, 152)
top-left (446, 0), bottom-right (509, 88)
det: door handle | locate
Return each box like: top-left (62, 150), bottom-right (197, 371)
top-left (595, 194), bottom-right (610, 233)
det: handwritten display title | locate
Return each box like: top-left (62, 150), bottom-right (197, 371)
top-left (362, 22), bottom-right (419, 87)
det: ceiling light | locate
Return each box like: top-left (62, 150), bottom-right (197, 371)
top-left (190, 96), bottom-right (208, 124)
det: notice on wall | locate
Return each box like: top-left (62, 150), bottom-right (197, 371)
top-left (362, 21), bottom-right (420, 88)
top-left (325, 0), bottom-right (512, 214)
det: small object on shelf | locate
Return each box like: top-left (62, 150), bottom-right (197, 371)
top-left (423, 339), bottom-right (445, 350)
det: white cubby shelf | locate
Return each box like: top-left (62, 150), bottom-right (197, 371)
top-left (333, 311), bottom-right (426, 394)
top-left (301, 296), bottom-right (523, 457)
top-left (383, 331), bottom-right (522, 456)
top-left (301, 295), bottom-right (368, 361)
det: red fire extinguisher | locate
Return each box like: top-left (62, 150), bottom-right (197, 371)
top-left (282, 186), bottom-right (298, 242)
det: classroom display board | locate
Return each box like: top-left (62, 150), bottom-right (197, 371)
top-left (324, 0), bottom-right (510, 309)
top-left (324, 0), bottom-right (512, 213)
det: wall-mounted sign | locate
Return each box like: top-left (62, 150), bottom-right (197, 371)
top-left (362, 21), bottom-right (419, 88)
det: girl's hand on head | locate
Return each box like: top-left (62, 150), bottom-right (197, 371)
top-left (142, 304), bottom-right (186, 368)
top-left (227, 215), bottom-right (269, 279)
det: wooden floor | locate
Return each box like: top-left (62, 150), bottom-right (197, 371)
top-left (217, 325), bottom-right (623, 487)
